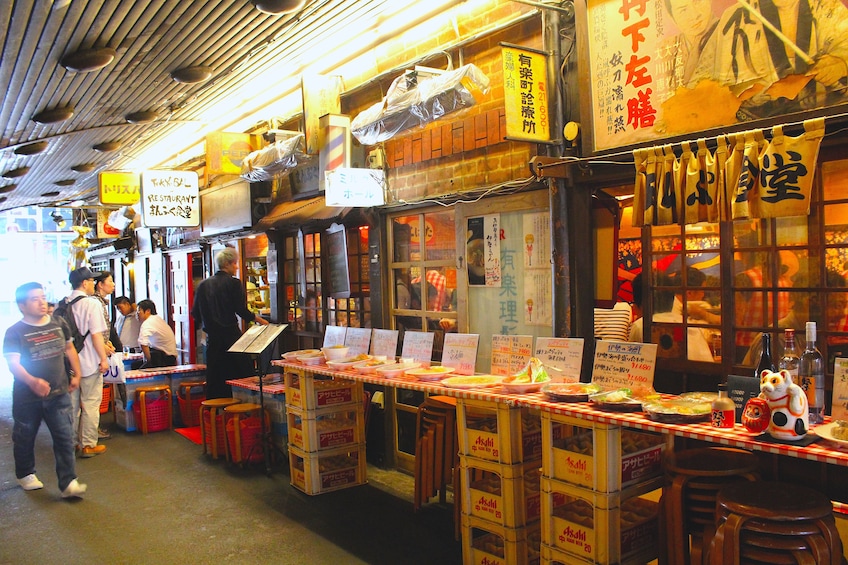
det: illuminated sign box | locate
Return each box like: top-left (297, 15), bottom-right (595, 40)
top-left (99, 171), bottom-right (140, 205)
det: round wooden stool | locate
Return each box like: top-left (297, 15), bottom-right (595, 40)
top-left (660, 447), bottom-right (760, 565)
top-left (223, 403), bottom-right (269, 464)
top-left (200, 398), bottom-right (240, 458)
top-left (133, 384), bottom-right (172, 435)
top-left (177, 381), bottom-right (206, 427)
top-left (707, 481), bottom-right (843, 565)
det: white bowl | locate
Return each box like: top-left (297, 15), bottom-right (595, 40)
top-left (297, 353), bottom-right (325, 365)
top-left (322, 346), bottom-right (350, 361)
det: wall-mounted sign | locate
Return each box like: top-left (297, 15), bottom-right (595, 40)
top-left (501, 44), bottom-right (550, 144)
top-left (99, 171), bottom-right (140, 205)
top-left (140, 170), bottom-right (199, 228)
top-left (302, 74), bottom-right (343, 155)
top-left (96, 208), bottom-right (121, 239)
top-left (206, 132), bottom-right (257, 175)
top-left (325, 168), bottom-right (385, 207)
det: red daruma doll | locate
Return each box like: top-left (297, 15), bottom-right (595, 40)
top-left (742, 396), bottom-right (771, 434)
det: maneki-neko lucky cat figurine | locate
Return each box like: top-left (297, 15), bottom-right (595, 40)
top-left (758, 369), bottom-right (809, 441)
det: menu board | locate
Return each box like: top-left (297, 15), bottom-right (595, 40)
top-left (323, 325), bottom-right (347, 348)
top-left (832, 358), bottom-right (848, 421)
top-left (534, 337), bottom-right (585, 383)
top-left (400, 331), bottom-right (435, 364)
top-left (591, 340), bottom-right (657, 390)
top-left (441, 333), bottom-right (480, 375)
top-left (490, 335), bottom-right (533, 376)
top-left (370, 329), bottom-right (399, 359)
top-left (344, 327), bottom-right (372, 356)
top-left (326, 223), bottom-right (350, 298)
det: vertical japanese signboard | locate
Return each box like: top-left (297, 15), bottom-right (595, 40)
top-left (502, 44), bottom-right (551, 143)
top-left (140, 170), bottom-right (199, 228)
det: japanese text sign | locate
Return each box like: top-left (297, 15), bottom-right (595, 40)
top-left (591, 340), bottom-right (657, 390)
top-left (344, 327), bottom-right (372, 356)
top-left (370, 329), bottom-right (399, 359)
top-left (140, 170), bottom-right (199, 227)
top-left (325, 168), bottom-right (385, 207)
top-left (99, 171), bottom-right (140, 205)
top-left (535, 337), bottom-right (585, 383)
top-left (441, 333), bottom-right (480, 375)
top-left (400, 331), bottom-right (435, 364)
top-left (832, 358), bottom-right (848, 421)
top-left (323, 325), bottom-right (347, 348)
top-left (490, 334), bottom-right (533, 376)
top-left (502, 44), bottom-right (550, 143)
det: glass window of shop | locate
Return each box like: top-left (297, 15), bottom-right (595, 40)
top-left (326, 225), bottom-right (371, 328)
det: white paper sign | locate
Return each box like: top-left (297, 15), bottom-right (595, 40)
top-left (441, 333), bottom-right (480, 375)
top-left (344, 327), bottom-right (372, 356)
top-left (490, 335), bottom-right (533, 376)
top-left (323, 325), bottom-right (347, 348)
top-left (832, 358), bottom-right (848, 421)
top-left (325, 168), bottom-right (385, 207)
top-left (370, 329), bottom-right (399, 359)
top-left (140, 170), bottom-right (199, 227)
top-left (534, 337), bottom-right (585, 383)
top-left (400, 331), bottom-right (435, 364)
top-left (591, 340), bottom-right (657, 391)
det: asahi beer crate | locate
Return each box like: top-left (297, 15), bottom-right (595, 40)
top-left (460, 456), bottom-right (542, 528)
top-left (288, 444), bottom-right (366, 495)
top-left (540, 477), bottom-right (658, 564)
top-left (284, 369), bottom-right (362, 411)
top-left (457, 399), bottom-right (543, 464)
top-left (461, 514), bottom-right (541, 565)
top-left (287, 404), bottom-right (364, 453)
top-left (541, 412), bottom-right (668, 492)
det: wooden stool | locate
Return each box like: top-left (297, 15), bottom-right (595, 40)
top-left (660, 447), bottom-right (759, 565)
top-left (200, 398), bottom-right (240, 458)
top-left (414, 396), bottom-right (458, 512)
top-left (223, 403), bottom-right (269, 464)
top-left (134, 384), bottom-right (172, 435)
top-left (707, 481), bottom-right (843, 565)
top-left (177, 381), bottom-right (206, 427)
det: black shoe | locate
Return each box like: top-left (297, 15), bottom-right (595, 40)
top-left (98, 427), bottom-right (112, 440)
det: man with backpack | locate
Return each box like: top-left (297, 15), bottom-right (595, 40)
top-left (61, 267), bottom-right (109, 458)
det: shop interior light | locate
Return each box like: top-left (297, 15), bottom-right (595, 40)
top-left (51, 210), bottom-right (67, 228)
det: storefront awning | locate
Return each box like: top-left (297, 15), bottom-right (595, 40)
top-left (257, 196), bottom-right (350, 230)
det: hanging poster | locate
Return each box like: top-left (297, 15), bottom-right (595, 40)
top-left (466, 215), bottom-right (501, 287)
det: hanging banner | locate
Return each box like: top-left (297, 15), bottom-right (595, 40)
top-left (99, 171), bottom-right (140, 205)
top-left (140, 170), bottom-right (199, 227)
top-left (501, 44), bottom-right (551, 143)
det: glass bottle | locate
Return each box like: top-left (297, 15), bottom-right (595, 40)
top-left (755, 332), bottom-right (775, 378)
top-left (799, 321), bottom-right (825, 424)
top-left (711, 383), bottom-right (736, 428)
top-left (778, 328), bottom-right (800, 386)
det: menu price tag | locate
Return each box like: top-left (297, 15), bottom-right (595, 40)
top-left (370, 329), bottom-right (399, 359)
top-left (323, 325), bottom-right (347, 348)
top-left (490, 335), bottom-right (533, 376)
top-left (591, 340), bottom-right (657, 390)
top-left (400, 331), bottom-right (435, 364)
top-left (832, 358), bottom-right (848, 421)
top-left (534, 337), bottom-right (585, 383)
top-left (344, 328), bottom-right (372, 356)
top-left (441, 333), bottom-right (480, 375)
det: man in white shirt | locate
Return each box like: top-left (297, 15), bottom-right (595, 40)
top-left (114, 296), bottom-right (140, 349)
top-left (136, 299), bottom-right (177, 368)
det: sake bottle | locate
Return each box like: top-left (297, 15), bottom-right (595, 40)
top-left (778, 328), bottom-right (800, 386)
top-left (754, 332), bottom-right (775, 378)
top-left (799, 322), bottom-right (825, 424)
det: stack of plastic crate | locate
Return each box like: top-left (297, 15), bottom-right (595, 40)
top-left (539, 412), bottom-right (670, 564)
top-left (284, 367), bottom-right (366, 495)
top-left (457, 398), bottom-right (544, 565)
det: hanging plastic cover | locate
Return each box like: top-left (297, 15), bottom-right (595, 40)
top-left (350, 63), bottom-right (490, 145)
top-left (240, 132), bottom-right (305, 182)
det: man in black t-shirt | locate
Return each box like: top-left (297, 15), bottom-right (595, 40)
top-left (3, 282), bottom-right (87, 498)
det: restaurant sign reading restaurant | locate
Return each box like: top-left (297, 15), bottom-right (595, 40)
top-left (140, 170), bottom-right (199, 228)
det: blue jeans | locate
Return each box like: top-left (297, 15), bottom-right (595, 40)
top-left (12, 393), bottom-right (77, 491)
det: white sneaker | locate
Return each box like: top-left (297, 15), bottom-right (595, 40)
top-left (61, 478), bottom-right (87, 498)
top-left (18, 474), bottom-right (44, 491)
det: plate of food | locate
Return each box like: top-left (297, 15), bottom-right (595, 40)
top-left (500, 357), bottom-right (552, 393)
top-left (376, 362), bottom-right (420, 378)
top-left (440, 375), bottom-right (505, 389)
top-left (326, 354), bottom-right (372, 371)
top-left (282, 349), bottom-right (319, 360)
top-left (814, 421), bottom-right (848, 446)
top-left (589, 388), bottom-right (643, 412)
top-left (405, 366), bottom-right (454, 382)
top-left (352, 358), bottom-right (394, 374)
top-left (296, 352), bottom-right (326, 365)
top-left (643, 396), bottom-right (712, 423)
top-left (541, 382), bottom-right (602, 402)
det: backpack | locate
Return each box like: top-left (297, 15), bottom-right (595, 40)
top-left (53, 295), bottom-right (91, 352)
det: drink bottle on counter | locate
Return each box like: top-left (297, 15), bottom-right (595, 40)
top-left (779, 328), bottom-right (800, 385)
top-left (711, 383), bottom-right (736, 428)
top-left (755, 332), bottom-right (775, 378)
top-left (799, 321), bottom-right (825, 424)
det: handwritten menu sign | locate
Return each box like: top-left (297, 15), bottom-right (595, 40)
top-left (370, 329), bottom-right (399, 359)
top-left (490, 335), bottom-right (533, 376)
top-left (832, 358), bottom-right (848, 421)
top-left (591, 340), bottom-right (657, 391)
top-left (344, 327), bottom-right (372, 356)
top-left (323, 325), bottom-right (347, 348)
top-left (400, 331), bottom-right (435, 364)
top-left (534, 337), bottom-right (585, 383)
top-left (441, 333), bottom-right (480, 375)
top-left (140, 170), bottom-right (199, 227)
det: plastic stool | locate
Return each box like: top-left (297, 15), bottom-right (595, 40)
top-left (200, 398), bottom-right (240, 458)
top-left (223, 403), bottom-right (269, 464)
top-left (707, 481), bottom-right (843, 565)
top-left (660, 447), bottom-right (760, 565)
top-left (177, 381), bottom-right (206, 427)
top-left (134, 384), bottom-right (172, 434)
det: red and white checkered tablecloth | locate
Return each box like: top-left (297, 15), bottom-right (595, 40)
top-left (270, 359), bottom-right (848, 466)
top-left (226, 376), bottom-right (286, 396)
